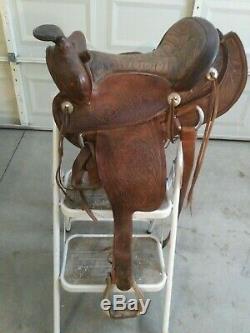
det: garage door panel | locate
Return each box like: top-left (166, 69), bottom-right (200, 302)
top-left (194, 0), bottom-right (250, 139)
top-left (107, 0), bottom-right (194, 52)
top-left (209, 79), bottom-right (250, 139)
top-left (8, 0), bottom-right (94, 59)
top-left (0, 10), bottom-right (17, 124)
top-left (3, 0), bottom-right (196, 129)
top-left (0, 62), bottom-right (19, 124)
top-left (0, 16), bottom-right (7, 56)
top-left (20, 63), bottom-right (57, 127)
top-left (195, 0), bottom-right (250, 68)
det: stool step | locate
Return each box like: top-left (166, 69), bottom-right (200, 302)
top-left (61, 234), bottom-right (167, 293)
top-left (60, 170), bottom-right (172, 220)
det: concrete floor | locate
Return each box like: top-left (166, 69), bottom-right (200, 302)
top-left (0, 129), bottom-right (249, 333)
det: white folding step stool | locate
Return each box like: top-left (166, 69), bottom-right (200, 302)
top-left (52, 121), bottom-right (183, 333)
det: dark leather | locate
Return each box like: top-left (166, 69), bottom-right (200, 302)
top-left (96, 119), bottom-right (166, 289)
top-left (89, 17), bottom-right (220, 90)
top-left (33, 17), bottom-right (247, 293)
top-left (33, 24), bottom-right (65, 43)
top-left (50, 32), bottom-right (247, 136)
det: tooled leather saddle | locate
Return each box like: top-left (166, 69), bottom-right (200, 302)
top-left (33, 17), bottom-right (247, 303)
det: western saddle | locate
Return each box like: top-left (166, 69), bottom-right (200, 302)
top-left (33, 16), bottom-right (247, 316)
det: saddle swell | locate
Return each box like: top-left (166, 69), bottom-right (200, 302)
top-left (33, 17), bottom-right (247, 296)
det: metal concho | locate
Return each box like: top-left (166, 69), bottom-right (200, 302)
top-left (206, 67), bottom-right (218, 81)
top-left (167, 92), bottom-right (181, 107)
top-left (61, 101), bottom-right (74, 114)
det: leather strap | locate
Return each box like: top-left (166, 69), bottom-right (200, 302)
top-left (55, 116), bottom-right (98, 222)
top-left (112, 209), bottom-right (133, 291)
top-left (71, 145), bottom-right (98, 222)
top-left (179, 127), bottom-right (197, 213)
top-left (187, 80), bottom-right (219, 204)
top-left (71, 146), bottom-right (91, 188)
top-left (168, 101), bottom-right (175, 142)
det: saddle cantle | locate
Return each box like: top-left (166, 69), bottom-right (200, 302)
top-left (33, 17), bottom-right (247, 310)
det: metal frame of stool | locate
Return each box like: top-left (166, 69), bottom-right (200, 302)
top-left (52, 121), bottom-right (183, 333)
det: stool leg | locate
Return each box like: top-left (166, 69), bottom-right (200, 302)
top-left (53, 205), bottom-right (60, 333)
top-left (162, 210), bottom-right (178, 333)
top-left (53, 122), bottom-right (61, 333)
top-left (54, 262), bottom-right (60, 333)
top-left (162, 144), bottom-right (182, 333)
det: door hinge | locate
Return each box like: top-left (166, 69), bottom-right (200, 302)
top-left (8, 52), bottom-right (17, 63)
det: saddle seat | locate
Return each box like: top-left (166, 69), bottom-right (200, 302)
top-left (88, 17), bottom-right (220, 91)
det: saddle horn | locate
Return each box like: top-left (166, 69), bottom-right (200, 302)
top-left (33, 24), bottom-right (92, 102)
top-left (33, 24), bottom-right (65, 43)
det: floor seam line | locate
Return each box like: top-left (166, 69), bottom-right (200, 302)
top-left (0, 130), bottom-right (25, 183)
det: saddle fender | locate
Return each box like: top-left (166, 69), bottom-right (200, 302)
top-left (95, 118), bottom-right (166, 290)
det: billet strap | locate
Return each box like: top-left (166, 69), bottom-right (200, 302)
top-left (102, 273), bottom-right (144, 319)
top-left (179, 127), bottom-right (197, 213)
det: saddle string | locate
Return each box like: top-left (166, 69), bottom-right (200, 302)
top-left (167, 74), bottom-right (218, 211)
top-left (179, 126), bottom-right (197, 214)
top-left (166, 92), bottom-right (196, 214)
top-left (187, 79), bottom-right (219, 204)
top-left (55, 114), bottom-right (98, 222)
